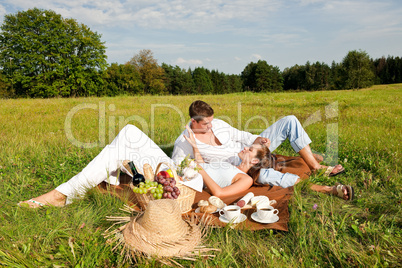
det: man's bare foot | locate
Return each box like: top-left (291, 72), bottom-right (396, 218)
top-left (18, 190), bottom-right (67, 208)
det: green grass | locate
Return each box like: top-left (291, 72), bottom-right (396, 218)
top-left (0, 84), bottom-right (401, 267)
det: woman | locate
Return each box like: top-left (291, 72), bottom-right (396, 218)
top-left (184, 125), bottom-right (354, 200)
top-left (18, 124), bottom-right (269, 208)
top-left (19, 124), bottom-right (174, 208)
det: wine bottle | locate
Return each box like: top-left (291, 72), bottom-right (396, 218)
top-left (128, 161), bottom-right (145, 185)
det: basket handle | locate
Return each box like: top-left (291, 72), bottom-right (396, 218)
top-left (154, 162), bottom-right (180, 182)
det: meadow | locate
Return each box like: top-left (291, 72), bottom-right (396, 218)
top-left (0, 84), bottom-right (401, 267)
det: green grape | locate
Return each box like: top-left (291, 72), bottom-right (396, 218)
top-left (157, 193), bottom-right (162, 199)
top-left (150, 188), bottom-right (156, 194)
top-left (158, 183), bottom-right (163, 189)
top-left (153, 193), bottom-right (158, 199)
top-left (133, 187), bottom-right (139, 193)
top-left (141, 188), bottom-right (147, 194)
top-left (139, 182), bottom-right (145, 187)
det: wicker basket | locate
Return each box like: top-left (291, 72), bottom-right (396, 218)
top-left (130, 162), bottom-right (196, 213)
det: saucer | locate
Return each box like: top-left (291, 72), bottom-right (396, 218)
top-left (219, 213), bottom-right (247, 224)
top-left (251, 212), bottom-right (279, 224)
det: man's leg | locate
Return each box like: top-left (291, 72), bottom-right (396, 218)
top-left (259, 115), bottom-right (312, 153)
top-left (260, 115), bottom-right (343, 174)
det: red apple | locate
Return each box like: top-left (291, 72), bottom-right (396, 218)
top-left (157, 170), bottom-right (170, 179)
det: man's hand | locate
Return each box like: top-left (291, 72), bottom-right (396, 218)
top-left (253, 137), bottom-right (271, 149)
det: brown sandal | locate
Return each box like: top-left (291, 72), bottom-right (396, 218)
top-left (333, 183), bottom-right (354, 200)
top-left (324, 164), bottom-right (345, 177)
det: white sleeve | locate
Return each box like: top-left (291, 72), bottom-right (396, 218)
top-left (214, 119), bottom-right (259, 147)
top-left (171, 130), bottom-right (194, 163)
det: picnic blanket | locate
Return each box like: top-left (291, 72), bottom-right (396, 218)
top-left (98, 179), bottom-right (293, 231)
top-left (98, 154), bottom-right (316, 232)
top-left (191, 185), bottom-right (293, 231)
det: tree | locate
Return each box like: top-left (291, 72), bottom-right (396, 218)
top-left (329, 61), bottom-right (344, 90)
top-left (162, 64), bottom-right (195, 95)
top-left (103, 63), bottom-right (143, 96)
top-left (0, 8), bottom-right (107, 97)
top-left (241, 60), bottom-right (283, 92)
top-left (127, 49), bottom-right (166, 95)
top-left (228, 74), bottom-right (243, 93)
top-left (192, 67), bottom-right (213, 94)
top-left (341, 50), bottom-right (375, 89)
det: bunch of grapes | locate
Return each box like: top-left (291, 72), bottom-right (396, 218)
top-left (132, 179), bottom-right (163, 199)
top-left (155, 174), bottom-right (181, 199)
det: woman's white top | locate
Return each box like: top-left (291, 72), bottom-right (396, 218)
top-left (172, 119), bottom-right (259, 166)
top-left (199, 162), bottom-right (247, 188)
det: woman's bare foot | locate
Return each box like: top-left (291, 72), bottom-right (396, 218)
top-left (18, 190), bottom-right (67, 208)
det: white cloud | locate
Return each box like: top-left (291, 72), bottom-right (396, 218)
top-left (174, 57), bottom-right (203, 65)
top-left (2, 0), bottom-right (284, 33)
top-left (0, 5), bottom-right (6, 22)
top-left (298, 0), bottom-right (324, 5)
top-left (251, 54), bottom-right (262, 60)
top-left (1, 0), bottom-right (401, 74)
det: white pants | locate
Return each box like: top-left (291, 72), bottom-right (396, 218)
top-left (56, 125), bottom-right (173, 204)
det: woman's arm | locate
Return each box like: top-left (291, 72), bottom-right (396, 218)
top-left (198, 167), bottom-right (253, 199)
top-left (183, 125), bottom-right (205, 163)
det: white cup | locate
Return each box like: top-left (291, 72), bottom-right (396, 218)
top-left (219, 205), bottom-right (241, 221)
top-left (256, 204), bottom-right (279, 220)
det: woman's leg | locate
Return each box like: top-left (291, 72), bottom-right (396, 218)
top-left (20, 124), bottom-right (172, 206)
top-left (18, 190), bottom-right (67, 208)
top-left (295, 178), bottom-right (350, 200)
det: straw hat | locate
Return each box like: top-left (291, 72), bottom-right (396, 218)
top-left (122, 199), bottom-right (202, 257)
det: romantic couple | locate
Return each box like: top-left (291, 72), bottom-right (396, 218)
top-left (19, 100), bottom-right (353, 208)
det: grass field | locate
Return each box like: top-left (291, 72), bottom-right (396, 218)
top-left (0, 84), bottom-right (401, 267)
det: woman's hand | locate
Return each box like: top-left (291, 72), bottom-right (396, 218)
top-left (184, 124), bottom-right (197, 148)
top-left (184, 124), bottom-right (205, 163)
top-left (254, 137), bottom-right (271, 149)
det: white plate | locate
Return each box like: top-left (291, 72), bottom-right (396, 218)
top-left (219, 213), bottom-right (247, 224)
top-left (251, 212), bottom-right (279, 224)
top-left (250, 196), bottom-right (269, 206)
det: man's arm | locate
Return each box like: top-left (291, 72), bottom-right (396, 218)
top-left (214, 119), bottom-right (261, 147)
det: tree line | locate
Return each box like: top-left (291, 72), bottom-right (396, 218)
top-left (0, 8), bottom-right (401, 98)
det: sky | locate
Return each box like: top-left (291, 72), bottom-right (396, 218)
top-left (0, 0), bottom-right (401, 75)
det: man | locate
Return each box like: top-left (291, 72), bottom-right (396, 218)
top-left (172, 100), bottom-right (344, 188)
